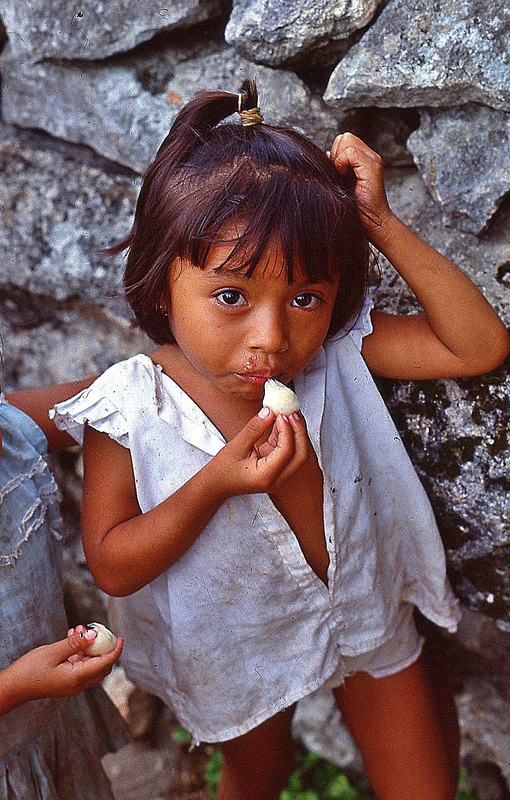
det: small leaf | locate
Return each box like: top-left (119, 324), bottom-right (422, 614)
top-left (170, 725), bottom-right (192, 745)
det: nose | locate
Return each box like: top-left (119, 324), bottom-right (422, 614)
top-left (248, 305), bottom-right (289, 355)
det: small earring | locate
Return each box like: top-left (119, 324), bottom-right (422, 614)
top-left (157, 301), bottom-right (168, 317)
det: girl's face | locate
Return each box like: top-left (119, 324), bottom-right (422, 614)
top-left (166, 239), bottom-right (340, 403)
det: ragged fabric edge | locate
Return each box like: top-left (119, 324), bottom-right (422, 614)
top-left (0, 457), bottom-right (62, 568)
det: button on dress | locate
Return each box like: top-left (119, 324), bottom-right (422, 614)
top-left (52, 298), bottom-right (460, 745)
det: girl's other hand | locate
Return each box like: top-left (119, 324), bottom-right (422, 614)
top-left (209, 408), bottom-right (311, 499)
top-left (0, 625), bottom-right (123, 715)
top-left (329, 133), bottom-right (394, 246)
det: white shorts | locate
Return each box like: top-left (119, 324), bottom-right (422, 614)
top-left (323, 603), bottom-right (424, 689)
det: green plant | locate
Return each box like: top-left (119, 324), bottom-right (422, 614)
top-left (456, 770), bottom-right (480, 800)
top-left (170, 725), bottom-right (192, 745)
top-left (279, 752), bottom-right (372, 800)
top-left (204, 748), bottom-right (223, 798)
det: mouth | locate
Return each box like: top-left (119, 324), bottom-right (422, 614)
top-left (235, 371), bottom-right (280, 386)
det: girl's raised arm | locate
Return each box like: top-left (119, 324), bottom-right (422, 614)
top-left (330, 133), bottom-right (510, 380)
top-left (7, 378), bottom-right (96, 451)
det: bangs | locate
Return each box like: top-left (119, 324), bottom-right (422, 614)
top-left (171, 124), bottom-right (361, 287)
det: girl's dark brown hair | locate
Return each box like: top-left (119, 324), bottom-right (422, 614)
top-left (111, 80), bottom-right (371, 345)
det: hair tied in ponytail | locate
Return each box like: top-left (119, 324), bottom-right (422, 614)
top-left (237, 91), bottom-right (264, 127)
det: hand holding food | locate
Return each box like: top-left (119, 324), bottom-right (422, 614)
top-left (0, 625), bottom-right (123, 714)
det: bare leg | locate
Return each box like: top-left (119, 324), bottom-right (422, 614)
top-left (216, 705), bottom-right (296, 800)
top-left (333, 657), bottom-right (459, 800)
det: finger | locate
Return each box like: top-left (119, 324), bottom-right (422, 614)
top-left (230, 408), bottom-right (276, 457)
top-left (266, 419), bottom-right (280, 450)
top-left (330, 132), bottom-right (358, 174)
top-left (99, 636), bottom-right (124, 665)
top-left (331, 133), bottom-right (380, 178)
top-left (46, 629), bottom-right (97, 664)
top-left (331, 132), bottom-right (373, 161)
top-left (259, 415), bottom-right (296, 471)
top-left (66, 626), bottom-right (97, 655)
top-left (273, 413), bottom-right (310, 481)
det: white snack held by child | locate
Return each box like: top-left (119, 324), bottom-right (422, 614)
top-left (262, 379), bottom-right (300, 415)
top-left (84, 623), bottom-right (118, 656)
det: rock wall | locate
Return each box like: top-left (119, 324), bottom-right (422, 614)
top-left (0, 1), bottom-right (508, 796)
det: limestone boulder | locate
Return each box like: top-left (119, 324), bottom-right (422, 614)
top-left (407, 106), bottom-right (510, 234)
top-left (225, 0), bottom-right (380, 66)
top-left (0, 0), bottom-right (223, 61)
top-left (0, 124), bottom-right (138, 303)
top-left (1, 46), bottom-right (338, 174)
top-left (324, 0), bottom-right (510, 113)
top-left (457, 680), bottom-right (510, 792)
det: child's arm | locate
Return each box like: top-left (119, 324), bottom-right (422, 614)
top-left (0, 626), bottom-right (123, 715)
top-left (7, 378), bottom-right (96, 451)
top-left (82, 408), bottom-right (309, 596)
top-left (330, 134), bottom-right (510, 380)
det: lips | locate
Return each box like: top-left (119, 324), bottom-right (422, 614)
top-left (237, 372), bottom-right (277, 385)
top-left (236, 366), bottom-right (287, 385)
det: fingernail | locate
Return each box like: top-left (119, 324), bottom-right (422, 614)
top-left (258, 406), bottom-right (270, 418)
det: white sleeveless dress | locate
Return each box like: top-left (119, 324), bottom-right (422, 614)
top-left (52, 298), bottom-right (460, 745)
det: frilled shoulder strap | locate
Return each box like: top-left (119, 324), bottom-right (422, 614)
top-left (50, 359), bottom-right (137, 448)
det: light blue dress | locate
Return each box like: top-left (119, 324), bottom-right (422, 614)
top-left (0, 400), bottom-right (128, 800)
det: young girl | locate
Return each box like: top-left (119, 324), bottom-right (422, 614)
top-left (0, 391), bottom-right (127, 799)
top-left (51, 81), bottom-right (509, 800)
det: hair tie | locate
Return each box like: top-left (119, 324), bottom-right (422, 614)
top-left (237, 93), bottom-right (264, 127)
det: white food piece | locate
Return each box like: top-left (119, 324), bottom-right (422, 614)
top-left (262, 379), bottom-right (300, 415)
top-left (84, 622), bottom-right (117, 656)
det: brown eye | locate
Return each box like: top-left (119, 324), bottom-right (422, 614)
top-left (216, 290), bottom-right (245, 306)
top-left (292, 293), bottom-right (320, 308)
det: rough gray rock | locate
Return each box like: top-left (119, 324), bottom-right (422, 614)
top-left (377, 167), bottom-right (510, 622)
top-left (0, 0), bottom-right (223, 61)
top-left (381, 372), bottom-right (510, 621)
top-left (407, 106), bottom-right (510, 234)
top-left (324, 0), bottom-right (510, 114)
top-left (379, 168), bottom-right (510, 324)
top-left (1, 46), bottom-right (338, 173)
top-left (1, 51), bottom-right (174, 174)
top-left (457, 680), bottom-right (510, 788)
top-left (225, 0), bottom-right (380, 66)
top-left (0, 124), bottom-right (138, 303)
top-left (293, 691), bottom-right (365, 777)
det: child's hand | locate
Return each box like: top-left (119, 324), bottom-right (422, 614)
top-left (329, 133), bottom-right (395, 245)
top-left (209, 408), bottom-right (311, 499)
top-left (0, 625), bottom-right (123, 714)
